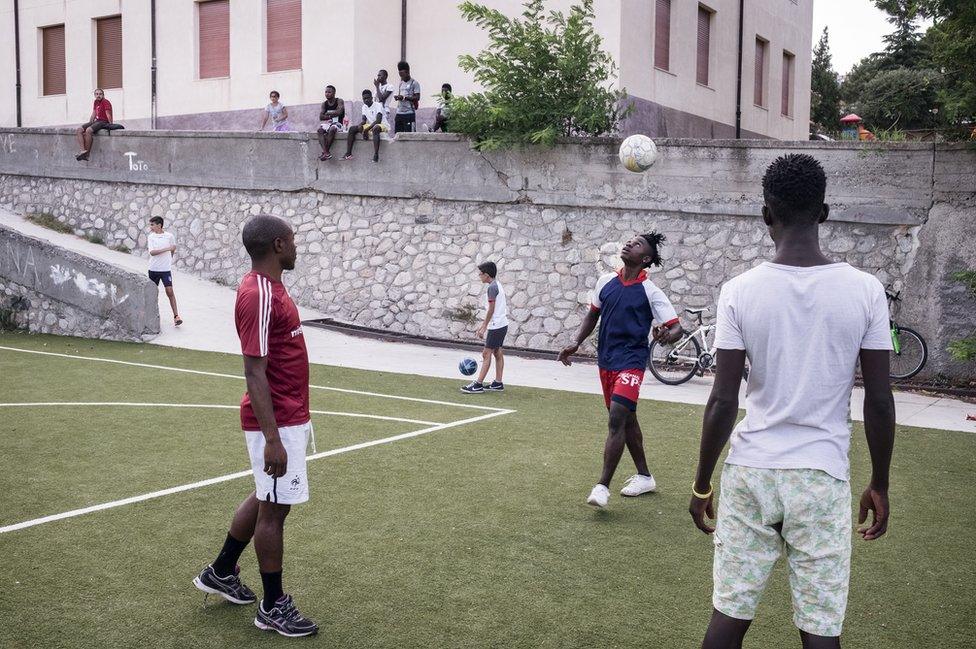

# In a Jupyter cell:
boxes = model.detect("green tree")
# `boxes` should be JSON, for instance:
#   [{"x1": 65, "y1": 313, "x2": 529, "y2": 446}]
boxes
[
  {"x1": 919, "y1": 0, "x2": 976, "y2": 122},
  {"x1": 856, "y1": 67, "x2": 942, "y2": 130},
  {"x1": 449, "y1": 0, "x2": 627, "y2": 150},
  {"x1": 810, "y1": 28, "x2": 841, "y2": 133},
  {"x1": 874, "y1": 0, "x2": 928, "y2": 69},
  {"x1": 841, "y1": 54, "x2": 887, "y2": 111}
]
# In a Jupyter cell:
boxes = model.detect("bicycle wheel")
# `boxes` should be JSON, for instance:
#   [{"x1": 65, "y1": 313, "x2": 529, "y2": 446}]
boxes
[
  {"x1": 889, "y1": 325, "x2": 927, "y2": 380},
  {"x1": 649, "y1": 335, "x2": 702, "y2": 385}
]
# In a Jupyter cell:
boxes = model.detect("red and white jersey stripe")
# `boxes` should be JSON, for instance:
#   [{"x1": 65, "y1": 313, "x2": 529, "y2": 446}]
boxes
[{"x1": 235, "y1": 271, "x2": 310, "y2": 429}]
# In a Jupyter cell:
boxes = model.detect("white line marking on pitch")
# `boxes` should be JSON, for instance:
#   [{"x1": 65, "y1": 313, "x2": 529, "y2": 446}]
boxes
[
  {"x1": 0, "y1": 408, "x2": 514, "y2": 535},
  {"x1": 0, "y1": 346, "x2": 505, "y2": 413},
  {"x1": 0, "y1": 402, "x2": 440, "y2": 426}
]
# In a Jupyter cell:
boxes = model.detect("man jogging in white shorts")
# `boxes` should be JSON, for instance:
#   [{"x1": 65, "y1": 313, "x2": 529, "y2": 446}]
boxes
[
  {"x1": 193, "y1": 214, "x2": 318, "y2": 638},
  {"x1": 689, "y1": 154, "x2": 896, "y2": 648}
]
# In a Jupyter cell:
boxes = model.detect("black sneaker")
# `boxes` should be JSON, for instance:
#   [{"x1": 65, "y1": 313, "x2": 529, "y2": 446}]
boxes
[
  {"x1": 193, "y1": 564, "x2": 256, "y2": 605},
  {"x1": 460, "y1": 381, "x2": 484, "y2": 394},
  {"x1": 486, "y1": 381, "x2": 505, "y2": 391},
  {"x1": 254, "y1": 594, "x2": 319, "y2": 637}
]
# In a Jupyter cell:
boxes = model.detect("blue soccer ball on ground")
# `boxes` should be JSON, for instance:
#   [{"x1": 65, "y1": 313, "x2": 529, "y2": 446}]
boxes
[{"x1": 459, "y1": 357, "x2": 478, "y2": 376}]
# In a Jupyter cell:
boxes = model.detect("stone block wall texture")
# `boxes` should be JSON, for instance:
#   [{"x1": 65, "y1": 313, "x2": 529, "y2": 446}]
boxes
[
  {"x1": 0, "y1": 130, "x2": 973, "y2": 379},
  {"x1": 0, "y1": 225, "x2": 160, "y2": 341}
]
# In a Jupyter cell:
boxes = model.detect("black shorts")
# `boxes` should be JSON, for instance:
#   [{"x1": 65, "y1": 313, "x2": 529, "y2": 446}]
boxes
[
  {"x1": 148, "y1": 270, "x2": 173, "y2": 287},
  {"x1": 485, "y1": 326, "x2": 508, "y2": 350},
  {"x1": 394, "y1": 113, "x2": 416, "y2": 133},
  {"x1": 81, "y1": 120, "x2": 110, "y2": 134}
]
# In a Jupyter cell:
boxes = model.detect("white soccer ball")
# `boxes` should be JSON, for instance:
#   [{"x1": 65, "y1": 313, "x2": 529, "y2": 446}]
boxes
[{"x1": 618, "y1": 134, "x2": 658, "y2": 173}]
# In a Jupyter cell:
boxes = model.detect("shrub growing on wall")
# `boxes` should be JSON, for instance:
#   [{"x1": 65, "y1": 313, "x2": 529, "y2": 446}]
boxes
[
  {"x1": 948, "y1": 270, "x2": 976, "y2": 362},
  {"x1": 450, "y1": 0, "x2": 628, "y2": 150}
]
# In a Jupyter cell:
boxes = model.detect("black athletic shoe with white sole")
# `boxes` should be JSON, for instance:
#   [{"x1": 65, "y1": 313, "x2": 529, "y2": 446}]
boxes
[
  {"x1": 254, "y1": 595, "x2": 319, "y2": 637},
  {"x1": 486, "y1": 381, "x2": 504, "y2": 391},
  {"x1": 460, "y1": 381, "x2": 484, "y2": 394},
  {"x1": 193, "y1": 564, "x2": 257, "y2": 605}
]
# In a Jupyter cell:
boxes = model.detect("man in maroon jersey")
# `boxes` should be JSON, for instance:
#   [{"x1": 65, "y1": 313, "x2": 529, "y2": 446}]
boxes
[
  {"x1": 75, "y1": 88, "x2": 113, "y2": 161},
  {"x1": 193, "y1": 214, "x2": 318, "y2": 638}
]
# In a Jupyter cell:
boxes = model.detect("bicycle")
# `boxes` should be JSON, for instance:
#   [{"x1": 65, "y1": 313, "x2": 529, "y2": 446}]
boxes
[
  {"x1": 648, "y1": 307, "x2": 732, "y2": 386},
  {"x1": 886, "y1": 289, "x2": 927, "y2": 380}
]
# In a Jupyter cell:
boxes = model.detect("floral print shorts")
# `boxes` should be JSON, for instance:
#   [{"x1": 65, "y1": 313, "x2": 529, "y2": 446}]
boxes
[{"x1": 712, "y1": 464, "x2": 852, "y2": 637}]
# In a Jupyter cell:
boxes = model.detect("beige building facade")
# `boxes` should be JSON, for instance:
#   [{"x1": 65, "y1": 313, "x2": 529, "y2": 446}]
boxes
[{"x1": 1, "y1": 0, "x2": 813, "y2": 139}]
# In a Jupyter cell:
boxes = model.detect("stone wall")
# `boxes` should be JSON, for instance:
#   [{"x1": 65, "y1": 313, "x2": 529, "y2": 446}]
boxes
[
  {"x1": 0, "y1": 224, "x2": 159, "y2": 341},
  {"x1": 0, "y1": 130, "x2": 973, "y2": 379},
  {"x1": 0, "y1": 175, "x2": 922, "y2": 353}
]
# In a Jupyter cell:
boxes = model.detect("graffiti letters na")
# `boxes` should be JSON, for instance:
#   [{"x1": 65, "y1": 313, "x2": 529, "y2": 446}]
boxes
[
  {"x1": 6, "y1": 242, "x2": 40, "y2": 284},
  {"x1": 0, "y1": 133, "x2": 15, "y2": 154}
]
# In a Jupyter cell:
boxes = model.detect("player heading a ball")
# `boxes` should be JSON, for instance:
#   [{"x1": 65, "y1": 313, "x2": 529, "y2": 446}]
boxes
[{"x1": 619, "y1": 134, "x2": 658, "y2": 173}]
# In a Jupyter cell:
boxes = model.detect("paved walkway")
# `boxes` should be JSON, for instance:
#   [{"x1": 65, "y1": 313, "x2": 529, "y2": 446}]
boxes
[{"x1": 3, "y1": 206, "x2": 974, "y2": 434}]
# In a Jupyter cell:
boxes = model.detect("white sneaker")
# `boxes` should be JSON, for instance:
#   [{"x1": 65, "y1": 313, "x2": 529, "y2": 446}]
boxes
[
  {"x1": 620, "y1": 474, "x2": 657, "y2": 496},
  {"x1": 586, "y1": 484, "x2": 610, "y2": 508}
]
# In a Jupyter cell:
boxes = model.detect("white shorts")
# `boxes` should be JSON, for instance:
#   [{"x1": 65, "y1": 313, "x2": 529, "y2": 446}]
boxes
[{"x1": 244, "y1": 421, "x2": 312, "y2": 505}]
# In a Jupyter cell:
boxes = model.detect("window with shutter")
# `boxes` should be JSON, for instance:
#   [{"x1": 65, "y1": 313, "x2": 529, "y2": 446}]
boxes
[
  {"x1": 754, "y1": 37, "x2": 767, "y2": 107},
  {"x1": 654, "y1": 0, "x2": 670, "y2": 71},
  {"x1": 781, "y1": 51, "x2": 794, "y2": 116},
  {"x1": 696, "y1": 7, "x2": 711, "y2": 86},
  {"x1": 42, "y1": 25, "x2": 66, "y2": 96},
  {"x1": 266, "y1": 0, "x2": 302, "y2": 72},
  {"x1": 199, "y1": 0, "x2": 230, "y2": 79},
  {"x1": 96, "y1": 16, "x2": 123, "y2": 89}
]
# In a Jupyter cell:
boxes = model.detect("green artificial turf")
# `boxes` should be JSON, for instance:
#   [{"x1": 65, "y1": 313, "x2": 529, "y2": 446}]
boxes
[{"x1": 0, "y1": 332, "x2": 973, "y2": 648}]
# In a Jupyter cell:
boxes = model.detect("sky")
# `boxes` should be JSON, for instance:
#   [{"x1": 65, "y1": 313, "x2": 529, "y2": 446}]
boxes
[{"x1": 812, "y1": 0, "x2": 933, "y2": 75}]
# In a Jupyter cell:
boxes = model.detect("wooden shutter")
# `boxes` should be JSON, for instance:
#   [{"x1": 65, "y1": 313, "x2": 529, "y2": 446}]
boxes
[
  {"x1": 199, "y1": 0, "x2": 230, "y2": 79},
  {"x1": 696, "y1": 7, "x2": 710, "y2": 86},
  {"x1": 654, "y1": 0, "x2": 670, "y2": 71},
  {"x1": 753, "y1": 38, "x2": 765, "y2": 107},
  {"x1": 42, "y1": 25, "x2": 66, "y2": 96},
  {"x1": 781, "y1": 52, "x2": 794, "y2": 116},
  {"x1": 96, "y1": 16, "x2": 123, "y2": 89},
  {"x1": 266, "y1": 0, "x2": 302, "y2": 72}
]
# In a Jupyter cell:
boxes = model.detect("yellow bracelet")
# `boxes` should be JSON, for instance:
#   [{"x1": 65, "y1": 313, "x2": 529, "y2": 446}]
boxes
[{"x1": 692, "y1": 482, "x2": 713, "y2": 499}]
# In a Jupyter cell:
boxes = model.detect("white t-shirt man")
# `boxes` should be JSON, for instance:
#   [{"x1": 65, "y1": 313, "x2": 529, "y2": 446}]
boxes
[
  {"x1": 361, "y1": 101, "x2": 389, "y2": 129},
  {"x1": 485, "y1": 280, "x2": 508, "y2": 330},
  {"x1": 713, "y1": 262, "x2": 893, "y2": 481},
  {"x1": 377, "y1": 82, "x2": 394, "y2": 109},
  {"x1": 147, "y1": 231, "x2": 176, "y2": 272}
]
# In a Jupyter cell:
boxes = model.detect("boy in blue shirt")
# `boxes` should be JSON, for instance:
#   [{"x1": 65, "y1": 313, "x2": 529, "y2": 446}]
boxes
[{"x1": 558, "y1": 233, "x2": 682, "y2": 508}]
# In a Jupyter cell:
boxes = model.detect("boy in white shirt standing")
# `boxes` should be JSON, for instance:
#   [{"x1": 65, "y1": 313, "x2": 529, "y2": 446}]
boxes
[
  {"x1": 462, "y1": 261, "x2": 508, "y2": 394},
  {"x1": 689, "y1": 154, "x2": 896, "y2": 648},
  {"x1": 147, "y1": 216, "x2": 182, "y2": 326}
]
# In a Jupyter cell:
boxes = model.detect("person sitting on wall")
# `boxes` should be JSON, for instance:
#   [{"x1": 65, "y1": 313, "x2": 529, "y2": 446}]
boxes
[
  {"x1": 75, "y1": 88, "x2": 113, "y2": 162},
  {"x1": 343, "y1": 89, "x2": 389, "y2": 163},
  {"x1": 425, "y1": 83, "x2": 452, "y2": 132},
  {"x1": 317, "y1": 85, "x2": 345, "y2": 161},
  {"x1": 392, "y1": 61, "x2": 421, "y2": 136}
]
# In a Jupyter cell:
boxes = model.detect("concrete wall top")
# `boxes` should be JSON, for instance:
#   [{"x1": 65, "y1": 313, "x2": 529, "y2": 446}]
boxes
[
  {"x1": 0, "y1": 223, "x2": 159, "y2": 337},
  {"x1": 0, "y1": 128, "x2": 961, "y2": 225}
]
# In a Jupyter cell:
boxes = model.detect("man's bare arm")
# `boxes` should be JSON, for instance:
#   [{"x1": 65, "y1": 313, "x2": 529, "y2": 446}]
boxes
[
  {"x1": 690, "y1": 348, "x2": 746, "y2": 533},
  {"x1": 557, "y1": 309, "x2": 599, "y2": 365},
  {"x1": 857, "y1": 348, "x2": 896, "y2": 540},
  {"x1": 243, "y1": 355, "x2": 287, "y2": 478}
]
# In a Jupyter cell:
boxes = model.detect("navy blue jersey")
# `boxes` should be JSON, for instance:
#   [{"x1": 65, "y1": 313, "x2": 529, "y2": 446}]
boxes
[{"x1": 591, "y1": 270, "x2": 679, "y2": 370}]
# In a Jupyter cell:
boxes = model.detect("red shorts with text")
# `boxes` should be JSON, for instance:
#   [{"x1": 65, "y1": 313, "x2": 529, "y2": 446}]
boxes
[{"x1": 599, "y1": 368, "x2": 645, "y2": 411}]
